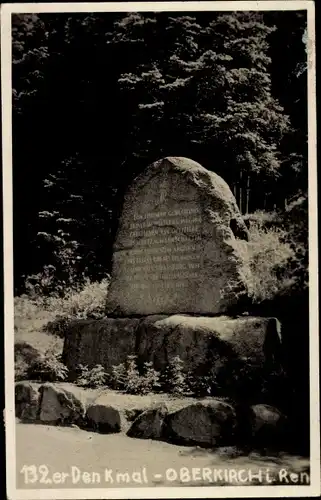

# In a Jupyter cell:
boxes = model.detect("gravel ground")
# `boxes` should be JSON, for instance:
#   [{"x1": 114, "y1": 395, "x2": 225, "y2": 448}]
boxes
[{"x1": 16, "y1": 422, "x2": 310, "y2": 489}]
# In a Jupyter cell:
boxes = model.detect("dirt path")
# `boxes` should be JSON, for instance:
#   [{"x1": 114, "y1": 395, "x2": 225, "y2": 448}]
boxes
[{"x1": 16, "y1": 423, "x2": 310, "y2": 489}]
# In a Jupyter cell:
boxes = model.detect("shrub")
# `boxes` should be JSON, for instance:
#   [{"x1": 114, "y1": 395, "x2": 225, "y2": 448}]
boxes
[
  {"x1": 44, "y1": 316, "x2": 72, "y2": 338},
  {"x1": 125, "y1": 355, "x2": 144, "y2": 395},
  {"x1": 40, "y1": 278, "x2": 109, "y2": 338},
  {"x1": 15, "y1": 358, "x2": 29, "y2": 381},
  {"x1": 111, "y1": 356, "x2": 161, "y2": 395},
  {"x1": 75, "y1": 364, "x2": 108, "y2": 388},
  {"x1": 240, "y1": 201, "x2": 308, "y2": 305},
  {"x1": 236, "y1": 220, "x2": 296, "y2": 304},
  {"x1": 187, "y1": 353, "x2": 226, "y2": 397},
  {"x1": 27, "y1": 350, "x2": 68, "y2": 382},
  {"x1": 139, "y1": 361, "x2": 161, "y2": 394},
  {"x1": 184, "y1": 354, "x2": 287, "y2": 404},
  {"x1": 281, "y1": 194, "x2": 308, "y2": 293},
  {"x1": 111, "y1": 362, "x2": 127, "y2": 391},
  {"x1": 207, "y1": 357, "x2": 288, "y2": 406},
  {"x1": 44, "y1": 278, "x2": 109, "y2": 320},
  {"x1": 213, "y1": 358, "x2": 264, "y2": 401},
  {"x1": 161, "y1": 356, "x2": 190, "y2": 396},
  {"x1": 14, "y1": 294, "x2": 40, "y2": 319},
  {"x1": 108, "y1": 354, "x2": 286, "y2": 403},
  {"x1": 188, "y1": 373, "x2": 213, "y2": 397},
  {"x1": 243, "y1": 210, "x2": 282, "y2": 229},
  {"x1": 24, "y1": 265, "x2": 61, "y2": 299}
]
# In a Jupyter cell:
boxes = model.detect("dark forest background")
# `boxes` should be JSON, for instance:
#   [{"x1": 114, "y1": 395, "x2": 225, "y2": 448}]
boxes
[{"x1": 12, "y1": 10, "x2": 308, "y2": 295}]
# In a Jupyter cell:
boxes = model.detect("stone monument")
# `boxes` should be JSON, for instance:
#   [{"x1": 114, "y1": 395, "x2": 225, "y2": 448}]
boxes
[
  {"x1": 63, "y1": 157, "x2": 282, "y2": 379},
  {"x1": 106, "y1": 156, "x2": 249, "y2": 316}
]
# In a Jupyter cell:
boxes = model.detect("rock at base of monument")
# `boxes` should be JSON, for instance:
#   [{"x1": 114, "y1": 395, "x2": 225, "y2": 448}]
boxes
[
  {"x1": 124, "y1": 408, "x2": 146, "y2": 422},
  {"x1": 248, "y1": 404, "x2": 287, "y2": 449},
  {"x1": 86, "y1": 399, "x2": 121, "y2": 434},
  {"x1": 15, "y1": 381, "x2": 40, "y2": 421},
  {"x1": 163, "y1": 400, "x2": 237, "y2": 448},
  {"x1": 106, "y1": 157, "x2": 250, "y2": 317},
  {"x1": 39, "y1": 383, "x2": 86, "y2": 426},
  {"x1": 127, "y1": 404, "x2": 168, "y2": 440},
  {"x1": 63, "y1": 314, "x2": 282, "y2": 379},
  {"x1": 136, "y1": 315, "x2": 282, "y2": 373},
  {"x1": 62, "y1": 317, "x2": 139, "y2": 380}
]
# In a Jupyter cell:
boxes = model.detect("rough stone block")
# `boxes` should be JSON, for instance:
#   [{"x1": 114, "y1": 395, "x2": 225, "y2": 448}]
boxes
[
  {"x1": 163, "y1": 400, "x2": 237, "y2": 447},
  {"x1": 106, "y1": 157, "x2": 249, "y2": 316},
  {"x1": 63, "y1": 315, "x2": 282, "y2": 377}
]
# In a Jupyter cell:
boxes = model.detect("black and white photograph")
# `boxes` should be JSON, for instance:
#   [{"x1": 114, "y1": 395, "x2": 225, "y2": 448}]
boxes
[{"x1": 2, "y1": 1, "x2": 319, "y2": 498}]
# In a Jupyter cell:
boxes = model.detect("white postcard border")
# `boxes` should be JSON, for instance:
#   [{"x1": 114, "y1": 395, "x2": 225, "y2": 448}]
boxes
[{"x1": 1, "y1": 2, "x2": 319, "y2": 499}]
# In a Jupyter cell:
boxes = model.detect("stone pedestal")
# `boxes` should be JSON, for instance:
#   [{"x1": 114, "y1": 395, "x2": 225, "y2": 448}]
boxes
[{"x1": 62, "y1": 315, "x2": 282, "y2": 379}]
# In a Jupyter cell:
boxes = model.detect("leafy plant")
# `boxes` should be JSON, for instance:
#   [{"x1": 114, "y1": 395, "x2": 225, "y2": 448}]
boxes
[
  {"x1": 111, "y1": 362, "x2": 127, "y2": 391},
  {"x1": 75, "y1": 364, "x2": 108, "y2": 388},
  {"x1": 123, "y1": 355, "x2": 142, "y2": 395},
  {"x1": 111, "y1": 356, "x2": 161, "y2": 394},
  {"x1": 188, "y1": 373, "x2": 213, "y2": 397},
  {"x1": 27, "y1": 350, "x2": 68, "y2": 382},
  {"x1": 140, "y1": 361, "x2": 161, "y2": 394},
  {"x1": 15, "y1": 358, "x2": 28, "y2": 381},
  {"x1": 161, "y1": 356, "x2": 190, "y2": 396},
  {"x1": 44, "y1": 278, "x2": 109, "y2": 319},
  {"x1": 234, "y1": 220, "x2": 296, "y2": 304}
]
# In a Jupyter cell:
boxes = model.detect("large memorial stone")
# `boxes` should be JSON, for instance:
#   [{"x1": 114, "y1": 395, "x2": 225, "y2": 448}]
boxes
[{"x1": 106, "y1": 157, "x2": 249, "y2": 316}]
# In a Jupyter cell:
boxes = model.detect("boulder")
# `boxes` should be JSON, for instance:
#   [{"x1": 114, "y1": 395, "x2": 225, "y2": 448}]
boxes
[
  {"x1": 163, "y1": 399, "x2": 237, "y2": 447},
  {"x1": 124, "y1": 408, "x2": 145, "y2": 422},
  {"x1": 127, "y1": 404, "x2": 168, "y2": 440},
  {"x1": 15, "y1": 382, "x2": 40, "y2": 421},
  {"x1": 15, "y1": 342, "x2": 42, "y2": 381},
  {"x1": 15, "y1": 341, "x2": 42, "y2": 365},
  {"x1": 86, "y1": 398, "x2": 121, "y2": 434},
  {"x1": 136, "y1": 315, "x2": 282, "y2": 373},
  {"x1": 39, "y1": 383, "x2": 86, "y2": 426},
  {"x1": 106, "y1": 156, "x2": 249, "y2": 316},
  {"x1": 249, "y1": 404, "x2": 286, "y2": 448}
]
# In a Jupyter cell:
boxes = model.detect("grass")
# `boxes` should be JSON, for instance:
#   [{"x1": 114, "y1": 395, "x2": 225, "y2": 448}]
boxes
[
  {"x1": 14, "y1": 295, "x2": 62, "y2": 355},
  {"x1": 14, "y1": 279, "x2": 108, "y2": 350},
  {"x1": 14, "y1": 295, "x2": 63, "y2": 380},
  {"x1": 14, "y1": 280, "x2": 109, "y2": 380}
]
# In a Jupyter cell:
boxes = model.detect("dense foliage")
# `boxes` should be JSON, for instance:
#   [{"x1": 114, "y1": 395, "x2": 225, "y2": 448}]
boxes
[{"x1": 12, "y1": 10, "x2": 307, "y2": 294}]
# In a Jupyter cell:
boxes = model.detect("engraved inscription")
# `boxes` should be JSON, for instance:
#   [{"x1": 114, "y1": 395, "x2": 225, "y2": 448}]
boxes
[{"x1": 116, "y1": 206, "x2": 203, "y2": 301}]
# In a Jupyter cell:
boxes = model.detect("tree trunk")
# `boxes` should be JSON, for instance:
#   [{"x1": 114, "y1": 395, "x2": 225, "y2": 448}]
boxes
[
  {"x1": 245, "y1": 173, "x2": 250, "y2": 214},
  {"x1": 239, "y1": 169, "x2": 243, "y2": 214}
]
